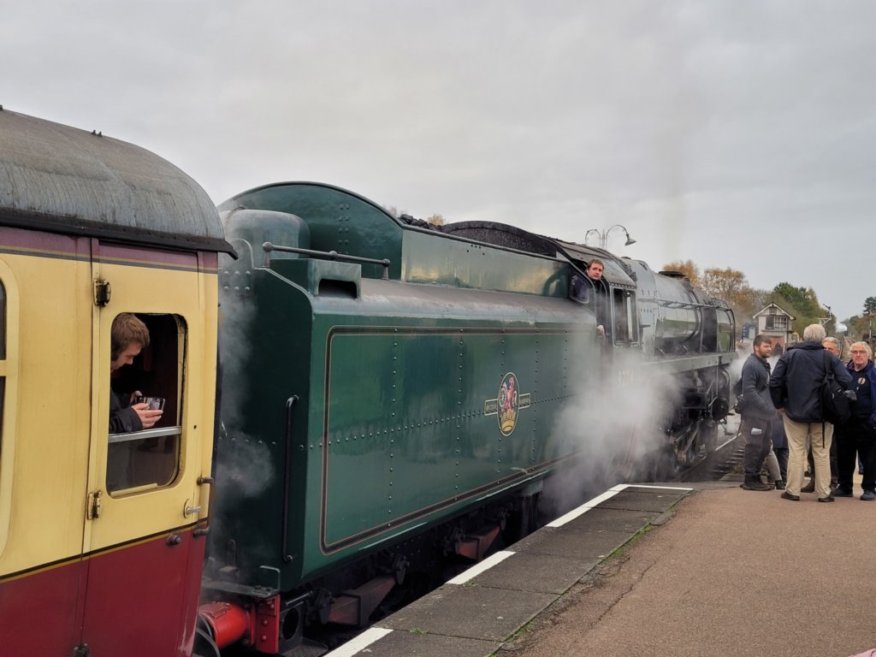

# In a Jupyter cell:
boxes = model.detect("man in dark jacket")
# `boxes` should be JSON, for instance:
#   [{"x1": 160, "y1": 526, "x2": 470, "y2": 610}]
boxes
[
  {"x1": 739, "y1": 334, "x2": 776, "y2": 491},
  {"x1": 769, "y1": 324, "x2": 852, "y2": 502},
  {"x1": 109, "y1": 313, "x2": 163, "y2": 432},
  {"x1": 834, "y1": 341, "x2": 876, "y2": 500}
]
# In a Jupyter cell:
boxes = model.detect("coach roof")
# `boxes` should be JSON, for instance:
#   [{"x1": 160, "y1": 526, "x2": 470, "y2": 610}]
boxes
[{"x1": 0, "y1": 108, "x2": 231, "y2": 254}]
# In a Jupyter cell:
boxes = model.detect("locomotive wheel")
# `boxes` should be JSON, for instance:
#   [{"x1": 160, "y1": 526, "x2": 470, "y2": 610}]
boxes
[{"x1": 193, "y1": 622, "x2": 220, "y2": 657}]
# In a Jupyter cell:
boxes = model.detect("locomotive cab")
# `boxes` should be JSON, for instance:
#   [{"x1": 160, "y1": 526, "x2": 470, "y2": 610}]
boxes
[{"x1": 563, "y1": 245, "x2": 639, "y2": 349}]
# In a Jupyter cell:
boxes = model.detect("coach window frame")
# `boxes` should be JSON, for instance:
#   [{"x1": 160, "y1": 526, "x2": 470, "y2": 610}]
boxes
[
  {"x1": 0, "y1": 267, "x2": 18, "y2": 558},
  {"x1": 106, "y1": 312, "x2": 187, "y2": 496}
]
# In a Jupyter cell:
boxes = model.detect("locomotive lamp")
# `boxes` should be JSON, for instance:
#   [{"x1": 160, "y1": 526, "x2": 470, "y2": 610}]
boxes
[{"x1": 584, "y1": 224, "x2": 637, "y2": 249}]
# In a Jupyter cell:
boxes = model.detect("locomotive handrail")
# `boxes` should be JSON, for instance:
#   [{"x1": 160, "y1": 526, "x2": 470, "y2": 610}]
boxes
[
  {"x1": 281, "y1": 395, "x2": 300, "y2": 564},
  {"x1": 108, "y1": 425, "x2": 182, "y2": 444},
  {"x1": 262, "y1": 242, "x2": 391, "y2": 279},
  {"x1": 650, "y1": 299, "x2": 714, "y2": 310}
]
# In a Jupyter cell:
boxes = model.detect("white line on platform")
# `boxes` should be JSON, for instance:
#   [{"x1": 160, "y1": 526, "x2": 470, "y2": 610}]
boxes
[
  {"x1": 447, "y1": 550, "x2": 516, "y2": 585},
  {"x1": 323, "y1": 627, "x2": 393, "y2": 657},
  {"x1": 619, "y1": 484, "x2": 694, "y2": 491},
  {"x1": 548, "y1": 483, "x2": 694, "y2": 528},
  {"x1": 546, "y1": 489, "x2": 621, "y2": 527}
]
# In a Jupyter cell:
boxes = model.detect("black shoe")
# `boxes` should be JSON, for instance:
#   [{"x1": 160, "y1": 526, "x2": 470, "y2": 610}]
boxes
[
  {"x1": 741, "y1": 480, "x2": 773, "y2": 491},
  {"x1": 818, "y1": 496, "x2": 835, "y2": 503},
  {"x1": 775, "y1": 480, "x2": 785, "y2": 490},
  {"x1": 781, "y1": 491, "x2": 800, "y2": 501},
  {"x1": 801, "y1": 480, "x2": 816, "y2": 493},
  {"x1": 861, "y1": 490, "x2": 876, "y2": 501},
  {"x1": 833, "y1": 488, "x2": 853, "y2": 498}
]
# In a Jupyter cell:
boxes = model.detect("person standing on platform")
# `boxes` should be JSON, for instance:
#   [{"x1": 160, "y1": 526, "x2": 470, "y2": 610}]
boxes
[
  {"x1": 739, "y1": 334, "x2": 776, "y2": 491},
  {"x1": 833, "y1": 342, "x2": 876, "y2": 500},
  {"x1": 770, "y1": 324, "x2": 852, "y2": 502},
  {"x1": 802, "y1": 336, "x2": 846, "y2": 492},
  {"x1": 770, "y1": 409, "x2": 789, "y2": 487}
]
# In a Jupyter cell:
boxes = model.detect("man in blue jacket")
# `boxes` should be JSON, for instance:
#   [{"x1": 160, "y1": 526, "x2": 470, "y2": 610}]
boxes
[
  {"x1": 739, "y1": 334, "x2": 776, "y2": 491},
  {"x1": 769, "y1": 324, "x2": 852, "y2": 502},
  {"x1": 833, "y1": 341, "x2": 876, "y2": 500}
]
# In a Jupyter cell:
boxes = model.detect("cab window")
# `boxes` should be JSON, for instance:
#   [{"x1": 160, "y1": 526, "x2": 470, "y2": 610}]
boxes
[
  {"x1": 107, "y1": 313, "x2": 186, "y2": 495},
  {"x1": 612, "y1": 288, "x2": 636, "y2": 345}
]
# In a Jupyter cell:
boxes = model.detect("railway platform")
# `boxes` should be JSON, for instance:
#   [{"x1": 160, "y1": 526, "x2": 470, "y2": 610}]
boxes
[{"x1": 326, "y1": 472, "x2": 876, "y2": 657}]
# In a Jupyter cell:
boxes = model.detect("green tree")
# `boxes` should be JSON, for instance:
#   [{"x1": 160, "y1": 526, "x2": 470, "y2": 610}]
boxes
[{"x1": 770, "y1": 283, "x2": 830, "y2": 334}]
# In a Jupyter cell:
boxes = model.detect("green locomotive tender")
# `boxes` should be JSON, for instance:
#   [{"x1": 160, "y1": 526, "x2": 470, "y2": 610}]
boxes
[{"x1": 199, "y1": 182, "x2": 734, "y2": 655}]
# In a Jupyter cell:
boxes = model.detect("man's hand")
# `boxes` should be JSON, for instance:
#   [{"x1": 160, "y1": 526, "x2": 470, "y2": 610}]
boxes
[{"x1": 132, "y1": 403, "x2": 163, "y2": 429}]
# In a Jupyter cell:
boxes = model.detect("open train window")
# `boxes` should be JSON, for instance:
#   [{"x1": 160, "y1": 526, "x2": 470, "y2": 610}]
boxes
[
  {"x1": 107, "y1": 313, "x2": 186, "y2": 495},
  {"x1": 612, "y1": 288, "x2": 636, "y2": 345}
]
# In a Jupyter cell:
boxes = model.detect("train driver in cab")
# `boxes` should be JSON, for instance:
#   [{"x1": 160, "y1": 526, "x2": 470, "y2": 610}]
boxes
[
  {"x1": 110, "y1": 313, "x2": 163, "y2": 432},
  {"x1": 570, "y1": 259, "x2": 607, "y2": 337},
  {"x1": 570, "y1": 258, "x2": 605, "y2": 302},
  {"x1": 584, "y1": 259, "x2": 604, "y2": 282}
]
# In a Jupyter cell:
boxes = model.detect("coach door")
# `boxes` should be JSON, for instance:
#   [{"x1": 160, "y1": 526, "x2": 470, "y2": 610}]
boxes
[{"x1": 81, "y1": 244, "x2": 210, "y2": 656}]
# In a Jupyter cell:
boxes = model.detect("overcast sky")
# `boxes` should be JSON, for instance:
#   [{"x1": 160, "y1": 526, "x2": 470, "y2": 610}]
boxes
[{"x1": 3, "y1": 1, "x2": 874, "y2": 321}]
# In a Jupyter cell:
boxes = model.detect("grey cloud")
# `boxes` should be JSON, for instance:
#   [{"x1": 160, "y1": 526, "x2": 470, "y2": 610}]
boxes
[{"x1": 3, "y1": 0, "x2": 876, "y2": 319}]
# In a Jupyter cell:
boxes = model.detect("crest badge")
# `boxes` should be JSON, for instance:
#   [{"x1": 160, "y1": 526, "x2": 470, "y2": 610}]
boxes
[{"x1": 483, "y1": 372, "x2": 532, "y2": 436}]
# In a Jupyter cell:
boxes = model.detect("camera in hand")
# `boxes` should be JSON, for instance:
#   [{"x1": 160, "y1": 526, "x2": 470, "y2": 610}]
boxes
[{"x1": 136, "y1": 396, "x2": 165, "y2": 411}]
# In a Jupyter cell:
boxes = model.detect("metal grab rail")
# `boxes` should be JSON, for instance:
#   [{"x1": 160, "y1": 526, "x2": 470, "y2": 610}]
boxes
[
  {"x1": 262, "y1": 242, "x2": 391, "y2": 279},
  {"x1": 281, "y1": 395, "x2": 299, "y2": 563},
  {"x1": 108, "y1": 425, "x2": 182, "y2": 444}
]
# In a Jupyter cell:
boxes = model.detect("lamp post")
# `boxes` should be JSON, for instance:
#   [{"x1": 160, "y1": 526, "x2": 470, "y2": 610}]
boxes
[
  {"x1": 583, "y1": 224, "x2": 637, "y2": 249},
  {"x1": 818, "y1": 305, "x2": 832, "y2": 327}
]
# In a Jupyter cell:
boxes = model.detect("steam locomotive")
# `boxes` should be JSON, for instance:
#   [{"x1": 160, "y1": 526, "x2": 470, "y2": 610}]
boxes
[{"x1": 0, "y1": 110, "x2": 734, "y2": 657}]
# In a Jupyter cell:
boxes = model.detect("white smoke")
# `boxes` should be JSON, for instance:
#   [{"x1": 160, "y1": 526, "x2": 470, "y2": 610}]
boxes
[
  {"x1": 212, "y1": 285, "x2": 274, "y2": 506},
  {"x1": 541, "y1": 347, "x2": 685, "y2": 515},
  {"x1": 214, "y1": 430, "x2": 275, "y2": 498},
  {"x1": 218, "y1": 283, "x2": 255, "y2": 430}
]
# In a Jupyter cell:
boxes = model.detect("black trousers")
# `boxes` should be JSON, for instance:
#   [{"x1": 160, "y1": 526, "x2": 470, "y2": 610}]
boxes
[
  {"x1": 836, "y1": 418, "x2": 876, "y2": 492},
  {"x1": 741, "y1": 416, "x2": 772, "y2": 478}
]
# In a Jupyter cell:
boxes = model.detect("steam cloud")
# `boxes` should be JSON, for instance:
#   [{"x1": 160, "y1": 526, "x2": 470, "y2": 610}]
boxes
[{"x1": 541, "y1": 347, "x2": 686, "y2": 515}]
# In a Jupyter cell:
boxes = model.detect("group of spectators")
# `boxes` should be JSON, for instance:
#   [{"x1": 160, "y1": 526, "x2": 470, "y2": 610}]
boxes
[{"x1": 738, "y1": 323, "x2": 876, "y2": 502}]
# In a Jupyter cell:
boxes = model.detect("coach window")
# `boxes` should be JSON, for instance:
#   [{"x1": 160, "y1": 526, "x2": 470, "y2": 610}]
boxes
[{"x1": 107, "y1": 313, "x2": 186, "y2": 495}]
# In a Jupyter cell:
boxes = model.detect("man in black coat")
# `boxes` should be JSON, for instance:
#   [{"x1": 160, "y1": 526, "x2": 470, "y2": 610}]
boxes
[
  {"x1": 109, "y1": 313, "x2": 163, "y2": 432},
  {"x1": 739, "y1": 334, "x2": 776, "y2": 491},
  {"x1": 769, "y1": 324, "x2": 851, "y2": 502}
]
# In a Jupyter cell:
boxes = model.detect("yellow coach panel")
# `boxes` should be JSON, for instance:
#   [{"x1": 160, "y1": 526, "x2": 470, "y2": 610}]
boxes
[{"x1": 0, "y1": 248, "x2": 92, "y2": 574}]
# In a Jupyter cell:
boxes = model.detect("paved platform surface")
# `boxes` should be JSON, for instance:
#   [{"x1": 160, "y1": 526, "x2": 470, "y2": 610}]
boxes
[{"x1": 326, "y1": 478, "x2": 876, "y2": 657}]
